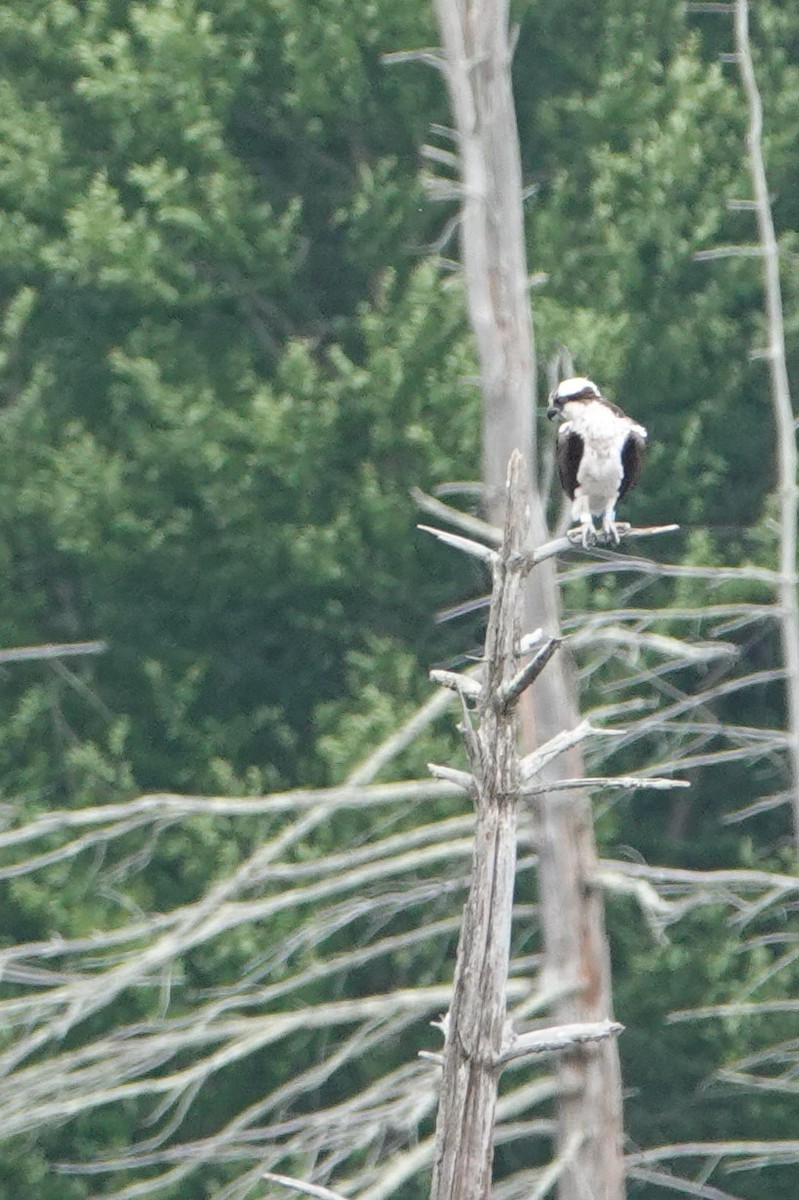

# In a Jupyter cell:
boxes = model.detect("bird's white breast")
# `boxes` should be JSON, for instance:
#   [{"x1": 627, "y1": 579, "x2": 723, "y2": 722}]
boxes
[{"x1": 563, "y1": 400, "x2": 631, "y2": 507}]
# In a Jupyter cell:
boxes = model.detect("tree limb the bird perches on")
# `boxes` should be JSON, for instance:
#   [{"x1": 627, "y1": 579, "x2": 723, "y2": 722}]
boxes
[{"x1": 419, "y1": 517, "x2": 679, "y2": 570}]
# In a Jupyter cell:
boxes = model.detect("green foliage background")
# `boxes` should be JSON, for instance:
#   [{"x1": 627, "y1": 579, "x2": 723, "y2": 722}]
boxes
[{"x1": 0, "y1": 1, "x2": 797, "y2": 1197}]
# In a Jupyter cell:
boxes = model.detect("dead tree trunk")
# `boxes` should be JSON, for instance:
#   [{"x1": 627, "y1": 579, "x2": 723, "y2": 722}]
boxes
[
  {"x1": 430, "y1": 2, "x2": 626, "y2": 1196},
  {"x1": 428, "y1": 452, "x2": 527, "y2": 1200},
  {"x1": 733, "y1": 0, "x2": 799, "y2": 850},
  {"x1": 427, "y1": 455, "x2": 623, "y2": 1200}
]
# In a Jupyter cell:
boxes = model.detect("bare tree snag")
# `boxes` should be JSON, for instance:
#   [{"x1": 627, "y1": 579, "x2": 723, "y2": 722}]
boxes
[
  {"x1": 430, "y1": 2, "x2": 626, "y2": 1196},
  {"x1": 426, "y1": 457, "x2": 631, "y2": 1200},
  {"x1": 430, "y1": 0, "x2": 535, "y2": 506},
  {"x1": 733, "y1": 0, "x2": 799, "y2": 850},
  {"x1": 429, "y1": 451, "x2": 529, "y2": 1200}
]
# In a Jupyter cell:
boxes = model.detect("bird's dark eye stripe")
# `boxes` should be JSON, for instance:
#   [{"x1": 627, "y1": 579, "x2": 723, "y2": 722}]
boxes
[{"x1": 555, "y1": 387, "x2": 597, "y2": 403}]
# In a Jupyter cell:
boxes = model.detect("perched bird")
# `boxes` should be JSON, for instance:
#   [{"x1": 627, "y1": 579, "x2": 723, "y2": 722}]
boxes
[{"x1": 546, "y1": 376, "x2": 647, "y2": 547}]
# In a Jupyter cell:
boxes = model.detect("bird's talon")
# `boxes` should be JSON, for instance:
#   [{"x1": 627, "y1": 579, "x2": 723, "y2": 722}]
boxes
[
  {"x1": 578, "y1": 523, "x2": 597, "y2": 550},
  {"x1": 567, "y1": 525, "x2": 594, "y2": 549}
]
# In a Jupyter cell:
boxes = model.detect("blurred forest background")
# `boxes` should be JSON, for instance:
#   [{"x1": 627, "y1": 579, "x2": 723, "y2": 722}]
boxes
[{"x1": 0, "y1": 1, "x2": 798, "y2": 1198}]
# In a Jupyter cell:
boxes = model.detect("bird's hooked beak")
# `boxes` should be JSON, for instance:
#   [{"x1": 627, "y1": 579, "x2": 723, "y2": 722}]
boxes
[{"x1": 546, "y1": 397, "x2": 561, "y2": 421}]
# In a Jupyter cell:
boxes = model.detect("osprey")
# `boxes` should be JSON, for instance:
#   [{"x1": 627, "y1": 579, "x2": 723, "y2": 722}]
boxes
[{"x1": 546, "y1": 376, "x2": 647, "y2": 547}]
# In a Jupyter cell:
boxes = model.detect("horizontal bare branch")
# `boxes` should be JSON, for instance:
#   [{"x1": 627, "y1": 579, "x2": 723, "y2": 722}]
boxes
[
  {"x1": 427, "y1": 763, "x2": 475, "y2": 794},
  {"x1": 524, "y1": 775, "x2": 689, "y2": 796},
  {"x1": 627, "y1": 1166, "x2": 744, "y2": 1200},
  {"x1": 524, "y1": 524, "x2": 679, "y2": 570},
  {"x1": 496, "y1": 1019, "x2": 623, "y2": 1066},
  {"x1": 262, "y1": 1172, "x2": 350, "y2": 1200},
  {"x1": 562, "y1": 559, "x2": 780, "y2": 586},
  {"x1": 421, "y1": 144, "x2": 459, "y2": 169},
  {"x1": 627, "y1": 1140, "x2": 799, "y2": 1166},
  {"x1": 0, "y1": 640, "x2": 107, "y2": 663},
  {"x1": 417, "y1": 523, "x2": 497, "y2": 564},
  {"x1": 382, "y1": 47, "x2": 446, "y2": 71},
  {"x1": 0, "y1": 780, "x2": 463, "y2": 854},
  {"x1": 601, "y1": 861, "x2": 799, "y2": 894},
  {"x1": 669, "y1": 1000, "x2": 799, "y2": 1023},
  {"x1": 694, "y1": 244, "x2": 763, "y2": 260},
  {"x1": 412, "y1": 488, "x2": 502, "y2": 545},
  {"x1": 570, "y1": 626, "x2": 736, "y2": 663},
  {"x1": 429, "y1": 669, "x2": 482, "y2": 699}
]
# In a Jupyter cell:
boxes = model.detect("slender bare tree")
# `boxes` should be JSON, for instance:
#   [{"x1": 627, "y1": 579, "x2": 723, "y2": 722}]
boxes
[
  {"x1": 428, "y1": 2, "x2": 625, "y2": 1195},
  {"x1": 733, "y1": 0, "x2": 799, "y2": 847}
]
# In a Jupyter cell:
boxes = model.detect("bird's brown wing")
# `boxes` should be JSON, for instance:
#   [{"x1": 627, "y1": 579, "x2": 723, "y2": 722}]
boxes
[
  {"x1": 618, "y1": 429, "x2": 646, "y2": 501},
  {"x1": 556, "y1": 427, "x2": 584, "y2": 500}
]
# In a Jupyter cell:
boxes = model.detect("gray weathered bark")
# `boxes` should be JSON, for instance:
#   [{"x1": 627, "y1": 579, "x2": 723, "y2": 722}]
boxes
[
  {"x1": 427, "y1": 456, "x2": 625, "y2": 1200},
  {"x1": 733, "y1": 0, "x2": 799, "y2": 850},
  {"x1": 429, "y1": 452, "x2": 526, "y2": 1200},
  {"x1": 430, "y1": 2, "x2": 626, "y2": 1196}
]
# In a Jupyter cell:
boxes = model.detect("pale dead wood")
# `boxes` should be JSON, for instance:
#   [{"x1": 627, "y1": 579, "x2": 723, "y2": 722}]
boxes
[
  {"x1": 524, "y1": 776, "x2": 689, "y2": 796},
  {"x1": 350, "y1": 1079, "x2": 560, "y2": 1200},
  {"x1": 427, "y1": 763, "x2": 475, "y2": 794},
  {"x1": 626, "y1": 1167, "x2": 744, "y2": 1200},
  {"x1": 0, "y1": 639, "x2": 107, "y2": 663},
  {"x1": 526, "y1": 1132, "x2": 584, "y2": 1200},
  {"x1": 693, "y1": 244, "x2": 763, "y2": 260},
  {"x1": 429, "y1": 670, "x2": 483, "y2": 699},
  {"x1": 417, "y1": 523, "x2": 498, "y2": 564},
  {"x1": 382, "y1": 47, "x2": 447, "y2": 71},
  {"x1": 627, "y1": 1140, "x2": 799, "y2": 1167},
  {"x1": 419, "y1": 25, "x2": 675, "y2": 1198},
  {"x1": 0, "y1": 779, "x2": 462, "y2": 854},
  {"x1": 599, "y1": 861, "x2": 799, "y2": 894},
  {"x1": 733, "y1": 0, "x2": 799, "y2": 849},
  {"x1": 429, "y1": 451, "x2": 529, "y2": 1200},
  {"x1": 412, "y1": 487, "x2": 503, "y2": 546},
  {"x1": 668, "y1": 999, "x2": 799, "y2": 1023},
  {"x1": 496, "y1": 1019, "x2": 623, "y2": 1066},
  {"x1": 345, "y1": 685, "x2": 462, "y2": 785},
  {"x1": 422, "y1": 460, "x2": 696, "y2": 1200},
  {"x1": 524, "y1": 525, "x2": 678, "y2": 568},
  {"x1": 262, "y1": 1172, "x2": 350, "y2": 1200},
  {"x1": 498, "y1": 638, "x2": 561, "y2": 710},
  {"x1": 519, "y1": 720, "x2": 625, "y2": 783},
  {"x1": 563, "y1": 558, "x2": 780, "y2": 585}
]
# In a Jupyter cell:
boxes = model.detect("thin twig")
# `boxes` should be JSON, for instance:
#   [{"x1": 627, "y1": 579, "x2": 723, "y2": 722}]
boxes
[
  {"x1": 412, "y1": 487, "x2": 502, "y2": 546},
  {"x1": 262, "y1": 1172, "x2": 350, "y2": 1200},
  {"x1": 522, "y1": 775, "x2": 689, "y2": 796},
  {"x1": 418, "y1": 523, "x2": 498, "y2": 564},
  {"x1": 626, "y1": 1166, "x2": 744, "y2": 1200},
  {"x1": 0, "y1": 640, "x2": 107, "y2": 663}
]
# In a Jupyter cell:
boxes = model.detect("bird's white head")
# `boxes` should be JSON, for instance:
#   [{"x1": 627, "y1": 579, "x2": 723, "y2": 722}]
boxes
[{"x1": 546, "y1": 377, "x2": 601, "y2": 420}]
